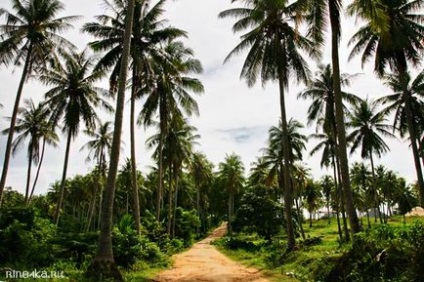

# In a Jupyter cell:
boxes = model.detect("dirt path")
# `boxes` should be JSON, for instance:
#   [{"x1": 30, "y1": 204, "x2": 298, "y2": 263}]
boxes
[{"x1": 154, "y1": 223, "x2": 270, "y2": 282}]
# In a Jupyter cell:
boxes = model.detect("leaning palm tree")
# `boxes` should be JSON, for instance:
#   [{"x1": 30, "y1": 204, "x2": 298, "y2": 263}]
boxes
[
  {"x1": 138, "y1": 40, "x2": 204, "y2": 221},
  {"x1": 220, "y1": 0, "x2": 317, "y2": 250},
  {"x1": 2, "y1": 99, "x2": 58, "y2": 204},
  {"x1": 80, "y1": 121, "x2": 114, "y2": 232},
  {"x1": 83, "y1": 0, "x2": 186, "y2": 234},
  {"x1": 348, "y1": 0, "x2": 424, "y2": 206},
  {"x1": 217, "y1": 153, "x2": 245, "y2": 237},
  {"x1": 40, "y1": 51, "x2": 111, "y2": 226},
  {"x1": 86, "y1": 0, "x2": 134, "y2": 278},
  {"x1": 0, "y1": 0, "x2": 77, "y2": 200}
]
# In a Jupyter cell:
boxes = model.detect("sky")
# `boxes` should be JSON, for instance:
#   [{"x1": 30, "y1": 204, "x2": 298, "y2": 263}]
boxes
[{"x1": 0, "y1": 0, "x2": 418, "y2": 196}]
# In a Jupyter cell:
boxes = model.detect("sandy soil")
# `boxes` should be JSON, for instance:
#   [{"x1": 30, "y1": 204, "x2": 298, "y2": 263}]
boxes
[{"x1": 154, "y1": 223, "x2": 270, "y2": 282}]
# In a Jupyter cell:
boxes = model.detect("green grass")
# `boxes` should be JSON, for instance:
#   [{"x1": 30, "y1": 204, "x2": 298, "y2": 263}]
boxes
[{"x1": 215, "y1": 216, "x2": 424, "y2": 282}]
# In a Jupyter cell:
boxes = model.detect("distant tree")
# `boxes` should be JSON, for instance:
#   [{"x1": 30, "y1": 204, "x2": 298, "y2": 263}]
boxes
[
  {"x1": 2, "y1": 99, "x2": 58, "y2": 204},
  {"x1": 217, "y1": 154, "x2": 245, "y2": 237}
]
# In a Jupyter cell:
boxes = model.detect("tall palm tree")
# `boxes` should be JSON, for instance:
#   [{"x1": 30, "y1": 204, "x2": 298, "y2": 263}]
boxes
[
  {"x1": 2, "y1": 99, "x2": 58, "y2": 203},
  {"x1": 40, "y1": 51, "x2": 111, "y2": 226},
  {"x1": 138, "y1": 40, "x2": 204, "y2": 221},
  {"x1": 347, "y1": 97, "x2": 395, "y2": 222},
  {"x1": 80, "y1": 121, "x2": 114, "y2": 231},
  {"x1": 0, "y1": 0, "x2": 77, "y2": 199},
  {"x1": 83, "y1": 0, "x2": 186, "y2": 233},
  {"x1": 348, "y1": 0, "x2": 424, "y2": 206},
  {"x1": 86, "y1": 0, "x2": 135, "y2": 279},
  {"x1": 300, "y1": 0, "x2": 362, "y2": 234},
  {"x1": 220, "y1": 0, "x2": 316, "y2": 250},
  {"x1": 217, "y1": 153, "x2": 245, "y2": 237}
]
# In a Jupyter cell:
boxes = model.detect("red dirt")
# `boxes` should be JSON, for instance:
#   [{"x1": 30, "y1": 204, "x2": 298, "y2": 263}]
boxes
[{"x1": 154, "y1": 223, "x2": 270, "y2": 282}]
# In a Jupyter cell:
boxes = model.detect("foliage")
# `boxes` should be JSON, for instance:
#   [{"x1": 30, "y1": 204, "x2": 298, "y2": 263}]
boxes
[
  {"x1": 0, "y1": 208, "x2": 56, "y2": 267},
  {"x1": 233, "y1": 186, "x2": 282, "y2": 240},
  {"x1": 328, "y1": 222, "x2": 424, "y2": 282}
]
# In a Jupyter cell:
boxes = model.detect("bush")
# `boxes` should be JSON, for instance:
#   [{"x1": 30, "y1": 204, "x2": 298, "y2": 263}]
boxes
[
  {"x1": 327, "y1": 222, "x2": 424, "y2": 282},
  {"x1": 0, "y1": 208, "x2": 56, "y2": 268},
  {"x1": 233, "y1": 186, "x2": 282, "y2": 240}
]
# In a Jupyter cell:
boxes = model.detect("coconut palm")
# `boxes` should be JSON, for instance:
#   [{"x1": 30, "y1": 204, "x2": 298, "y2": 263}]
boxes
[
  {"x1": 86, "y1": 0, "x2": 135, "y2": 279},
  {"x1": 304, "y1": 179, "x2": 322, "y2": 227},
  {"x1": 2, "y1": 99, "x2": 58, "y2": 203},
  {"x1": 298, "y1": 0, "x2": 362, "y2": 234},
  {"x1": 217, "y1": 153, "x2": 245, "y2": 237},
  {"x1": 83, "y1": 0, "x2": 186, "y2": 233},
  {"x1": 348, "y1": 0, "x2": 424, "y2": 206},
  {"x1": 146, "y1": 116, "x2": 200, "y2": 235},
  {"x1": 40, "y1": 51, "x2": 111, "y2": 226},
  {"x1": 0, "y1": 0, "x2": 77, "y2": 199},
  {"x1": 347, "y1": 97, "x2": 395, "y2": 222},
  {"x1": 138, "y1": 40, "x2": 204, "y2": 221},
  {"x1": 189, "y1": 152, "x2": 214, "y2": 235},
  {"x1": 80, "y1": 121, "x2": 114, "y2": 231},
  {"x1": 220, "y1": 0, "x2": 317, "y2": 249},
  {"x1": 298, "y1": 64, "x2": 360, "y2": 132}
]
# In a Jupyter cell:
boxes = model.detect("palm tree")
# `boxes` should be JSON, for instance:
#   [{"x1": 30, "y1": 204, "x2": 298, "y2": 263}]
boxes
[
  {"x1": 348, "y1": 0, "x2": 424, "y2": 206},
  {"x1": 146, "y1": 116, "x2": 200, "y2": 235},
  {"x1": 40, "y1": 51, "x2": 111, "y2": 226},
  {"x1": 138, "y1": 40, "x2": 204, "y2": 221},
  {"x1": 347, "y1": 97, "x2": 395, "y2": 222},
  {"x1": 220, "y1": 0, "x2": 316, "y2": 250},
  {"x1": 80, "y1": 121, "x2": 114, "y2": 231},
  {"x1": 2, "y1": 99, "x2": 58, "y2": 203},
  {"x1": 189, "y1": 152, "x2": 214, "y2": 235},
  {"x1": 300, "y1": 0, "x2": 362, "y2": 234},
  {"x1": 0, "y1": 0, "x2": 77, "y2": 199},
  {"x1": 86, "y1": 0, "x2": 135, "y2": 279},
  {"x1": 218, "y1": 153, "x2": 245, "y2": 237},
  {"x1": 298, "y1": 64, "x2": 360, "y2": 132},
  {"x1": 304, "y1": 179, "x2": 322, "y2": 227},
  {"x1": 83, "y1": 0, "x2": 186, "y2": 234}
]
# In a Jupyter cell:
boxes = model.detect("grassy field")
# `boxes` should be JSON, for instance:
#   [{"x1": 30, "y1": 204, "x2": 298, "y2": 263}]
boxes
[{"x1": 214, "y1": 215, "x2": 424, "y2": 282}]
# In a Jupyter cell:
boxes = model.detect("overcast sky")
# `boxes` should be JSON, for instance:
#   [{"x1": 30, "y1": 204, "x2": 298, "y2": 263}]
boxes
[{"x1": 0, "y1": 0, "x2": 418, "y2": 196}]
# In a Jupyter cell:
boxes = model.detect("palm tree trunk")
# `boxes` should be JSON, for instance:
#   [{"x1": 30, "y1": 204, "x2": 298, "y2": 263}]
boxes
[
  {"x1": 29, "y1": 138, "x2": 46, "y2": 201},
  {"x1": 86, "y1": 156, "x2": 103, "y2": 232},
  {"x1": 25, "y1": 145, "x2": 34, "y2": 204},
  {"x1": 329, "y1": 1, "x2": 360, "y2": 235},
  {"x1": 86, "y1": 0, "x2": 135, "y2": 279},
  {"x1": 228, "y1": 191, "x2": 234, "y2": 237},
  {"x1": 172, "y1": 165, "x2": 179, "y2": 238},
  {"x1": 336, "y1": 154, "x2": 350, "y2": 241},
  {"x1": 277, "y1": 54, "x2": 296, "y2": 251},
  {"x1": 369, "y1": 151, "x2": 383, "y2": 223},
  {"x1": 0, "y1": 43, "x2": 33, "y2": 200},
  {"x1": 332, "y1": 154, "x2": 343, "y2": 241},
  {"x1": 54, "y1": 131, "x2": 72, "y2": 226},
  {"x1": 130, "y1": 71, "x2": 141, "y2": 235},
  {"x1": 157, "y1": 133, "x2": 165, "y2": 221},
  {"x1": 295, "y1": 197, "x2": 306, "y2": 240},
  {"x1": 196, "y1": 181, "x2": 201, "y2": 236},
  {"x1": 167, "y1": 163, "x2": 173, "y2": 235}
]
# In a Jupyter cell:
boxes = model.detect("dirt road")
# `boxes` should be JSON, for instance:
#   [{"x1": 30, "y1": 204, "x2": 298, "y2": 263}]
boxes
[{"x1": 154, "y1": 223, "x2": 270, "y2": 282}]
